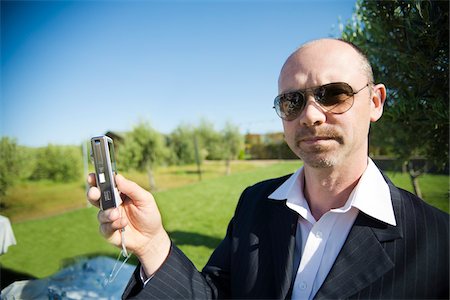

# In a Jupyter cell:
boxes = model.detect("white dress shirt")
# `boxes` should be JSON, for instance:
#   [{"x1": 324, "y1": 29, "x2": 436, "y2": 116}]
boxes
[{"x1": 268, "y1": 158, "x2": 396, "y2": 299}]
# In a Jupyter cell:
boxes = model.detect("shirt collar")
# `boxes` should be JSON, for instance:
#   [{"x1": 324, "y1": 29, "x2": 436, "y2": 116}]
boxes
[
  {"x1": 268, "y1": 158, "x2": 396, "y2": 226},
  {"x1": 351, "y1": 158, "x2": 396, "y2": 225}
]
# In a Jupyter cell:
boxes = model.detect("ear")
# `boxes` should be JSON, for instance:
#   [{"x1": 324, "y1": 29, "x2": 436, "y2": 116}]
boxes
[{"x1": 370, "y1": 83, "x2": 386, "y2": 122}]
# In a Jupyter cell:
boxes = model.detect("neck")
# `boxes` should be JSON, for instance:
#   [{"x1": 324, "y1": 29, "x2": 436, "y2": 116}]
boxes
[{"x1": 303, "y1": 159, "x2": 368, "y2": 221}]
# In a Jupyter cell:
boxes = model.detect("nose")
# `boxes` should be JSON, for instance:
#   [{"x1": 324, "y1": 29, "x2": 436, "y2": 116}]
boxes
[{"x1": 297, "y1": 95, "x2": 326, "y2": 127}]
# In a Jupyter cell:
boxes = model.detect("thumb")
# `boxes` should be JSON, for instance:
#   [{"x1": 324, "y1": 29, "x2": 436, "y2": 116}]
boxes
[{"x1": 115, "y1": 174, "x2": 153, "y2": 206}]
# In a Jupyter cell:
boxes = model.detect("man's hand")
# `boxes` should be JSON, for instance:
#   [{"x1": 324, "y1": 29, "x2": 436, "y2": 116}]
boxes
[{"x1": 87, "y1": 173, "x2": 171, "y2": 276}]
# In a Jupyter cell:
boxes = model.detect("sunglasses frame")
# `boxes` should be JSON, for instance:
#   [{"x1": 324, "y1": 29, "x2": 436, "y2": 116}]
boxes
[{"x1": 273, "y1": 82, "x2": 370, "y2": 121}]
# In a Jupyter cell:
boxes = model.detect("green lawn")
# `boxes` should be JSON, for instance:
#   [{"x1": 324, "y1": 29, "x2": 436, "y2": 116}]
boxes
[
  {"x1": 385, "y1": 171, "x2": 449, "y2": 213},
  {"x1": 1, "y1": 160, "x2": 448, "y2": 280},
  {"x1": 2, "y1": 160, "x2": 281, "y2": 222}
]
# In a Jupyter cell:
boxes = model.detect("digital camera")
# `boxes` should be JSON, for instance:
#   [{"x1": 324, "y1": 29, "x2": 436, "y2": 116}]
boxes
[{"x1": 90, "y1": 135, "x2": 122, "y2": 210}]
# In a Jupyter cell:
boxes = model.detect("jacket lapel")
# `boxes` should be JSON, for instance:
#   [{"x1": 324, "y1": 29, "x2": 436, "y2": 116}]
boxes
[
  {"x1": 267, "y1": 199, "x2": 299, "y2": 299},
  {"x1": 315, "y1": 183, "x2": 403, "y2": 299}
]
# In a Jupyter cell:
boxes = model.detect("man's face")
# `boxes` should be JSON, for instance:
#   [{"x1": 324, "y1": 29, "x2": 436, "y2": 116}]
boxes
[{"x1": 279, "y1": 41, "x2": 374, "y2": 169}]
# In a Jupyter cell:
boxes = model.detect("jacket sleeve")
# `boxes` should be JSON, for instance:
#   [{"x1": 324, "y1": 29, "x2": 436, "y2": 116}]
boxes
[
  {"x1": 121, "y1": 188, "x2": 249, "y2": 300},
  {"x1": 122, "y1": 244, "x2": 215, "y2": 299}
]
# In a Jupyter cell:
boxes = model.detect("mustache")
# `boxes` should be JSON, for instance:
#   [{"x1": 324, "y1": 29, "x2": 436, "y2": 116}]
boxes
[{"x1": 294, "y1": 127, "x2": 344, "y2": 143}]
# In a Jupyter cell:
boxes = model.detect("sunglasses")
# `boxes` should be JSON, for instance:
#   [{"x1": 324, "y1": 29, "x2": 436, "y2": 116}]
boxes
[{"x1": 273, "y1": 82, "x2": 370, "y2": 121}]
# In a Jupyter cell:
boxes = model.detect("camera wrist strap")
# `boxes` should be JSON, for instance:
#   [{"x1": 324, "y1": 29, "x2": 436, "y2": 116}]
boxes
[{"x1": 103, "y1": 210, "x2": 133, "y2": 286}]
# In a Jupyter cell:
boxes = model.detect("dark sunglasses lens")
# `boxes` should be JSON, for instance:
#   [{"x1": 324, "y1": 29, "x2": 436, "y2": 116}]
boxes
[
  {"x1": 319, "y1": 83, "x2": 353, "y2": 107},
  {"x1": 275, "y1": 92, "x2": 305, "y2": 120}
]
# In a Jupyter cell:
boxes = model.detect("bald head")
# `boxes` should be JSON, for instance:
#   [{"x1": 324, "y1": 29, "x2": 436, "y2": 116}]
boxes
[{"x1": 278, "y1": 39, "x2": 374, "y2": 93}]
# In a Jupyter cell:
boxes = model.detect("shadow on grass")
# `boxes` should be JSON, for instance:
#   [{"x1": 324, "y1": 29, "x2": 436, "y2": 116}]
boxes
[
  {"x1": 164, "y1": 169, "x2": 204, "y2": 176},
  {"x1": 1, "y1": 266, "x2": 36, "y2": 289},
  {"x1": 168, "y1": 230, "x2": 222, "y2": 249},
  {"x1": 61, "y1": 252, "x2": 140, "y2": 268},
  {"x1": 60, "y1": 230, "x2": 221, "y2": 269},
  {"x1": 1, "y1": 231, "x2": 221, "y2": 289}
]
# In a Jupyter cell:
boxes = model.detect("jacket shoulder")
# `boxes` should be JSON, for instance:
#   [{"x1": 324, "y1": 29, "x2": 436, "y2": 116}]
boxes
[
  {"x1": 392, "y1": 182, "x2": 449, "y2": 224},
  {"x1": 231, "y1": 174, "x2": 292, "y2": 215},
  {"x1": 241, "y1": 174, "x2": 292, "y2": 200}
]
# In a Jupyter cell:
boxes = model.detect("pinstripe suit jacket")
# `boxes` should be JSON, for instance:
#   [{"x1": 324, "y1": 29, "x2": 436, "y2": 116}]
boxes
[{"x1": 123, "y1": 174, "x2": 449, "y2": 299}]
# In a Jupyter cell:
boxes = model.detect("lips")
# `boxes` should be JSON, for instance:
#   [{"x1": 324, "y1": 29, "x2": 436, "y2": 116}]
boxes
[
  {"x1": 299, "y1": 136, "x2": 337, "y2": 147},
  {"x1": 301, "y1": 136, "x2": 334, "y2": 142}
]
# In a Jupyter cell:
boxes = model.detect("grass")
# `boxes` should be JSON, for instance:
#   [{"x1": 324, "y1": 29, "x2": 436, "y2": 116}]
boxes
[
  {"x1": 2, "y1": 160, "x2": 280, "y2": 223},
  {"x1": 121, "y1": 160, "x2": 281, "y2": 192},
  {"x1": 385, "y1": 171, "x2": 449, "y2": 213},
  {"x1": 0, "y1": 160, "x2": 448, "y2": 281},
  {"x1": 1, "y1": 161, "x2": 301, "y2": 279},
  {"x1": 2, "y1": 180, "x2": 88, "y2": 223}
]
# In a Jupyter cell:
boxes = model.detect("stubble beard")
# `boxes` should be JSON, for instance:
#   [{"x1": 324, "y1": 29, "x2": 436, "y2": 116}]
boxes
[
  {"x1": 298, "y1": 148, "x2": 339, "y2": 168},
  {"x1": 293, "y1": 127, "x2": 345, "y2": 169}
]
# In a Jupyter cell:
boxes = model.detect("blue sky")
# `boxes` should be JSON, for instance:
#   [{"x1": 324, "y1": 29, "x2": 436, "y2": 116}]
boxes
[{"x1": 1, "y1": 0, "x2": 356, "y2": 147}]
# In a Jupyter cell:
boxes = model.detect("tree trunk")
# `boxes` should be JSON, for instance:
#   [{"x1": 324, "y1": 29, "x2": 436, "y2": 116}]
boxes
[
  {"x1": 406, "y1": 160, "x2": 423, "y2": 198},
  {"x1": 411, "y1": 176, "x2": 422, "y2": 199},
  {"x1": 226, "y1": 159, "x2": 231, "y2": 176},
  {"x1": 147, "y1": 165, "x2": 156, "y2": 191},
  {"x1": 194, "y1": 135, "x2": 202, "y2": 181}
]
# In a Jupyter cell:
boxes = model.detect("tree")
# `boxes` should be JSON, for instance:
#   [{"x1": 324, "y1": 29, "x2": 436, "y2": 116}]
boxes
[
  {"x1": 193, "y1": 119, "x2": 244, "y2": 174},
  {"x1": 0, "y1": 137, "x2": 21, "y2": 202},
  {"x1": 195, "y1": 119, "x2": 223, "y2": 160},
  {"x1": 30, "y1": 144, "x2": 82, "y2": 182},
  {"x1": 221, "y1": 122, "x2": 244, "y2": 175},
  {"x1": 341, "y1": 0, "x2": 449, "y2": 197},
  {"x1": 118, "y1": 122, "x2": 169, "y2": 191},
  {"x1": 168, "y1": 124, "x2": 198, "y2": 165}
]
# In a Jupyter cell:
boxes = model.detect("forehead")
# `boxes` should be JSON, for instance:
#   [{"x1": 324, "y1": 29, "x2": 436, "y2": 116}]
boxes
[{"x1": 279, "y1": 41, "x2": 364, "y2": 93}]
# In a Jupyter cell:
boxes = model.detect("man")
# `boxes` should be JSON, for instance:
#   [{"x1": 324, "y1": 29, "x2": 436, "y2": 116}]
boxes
[{"x1": 88, "y1": 38, "x2": 449, "y2": 299}]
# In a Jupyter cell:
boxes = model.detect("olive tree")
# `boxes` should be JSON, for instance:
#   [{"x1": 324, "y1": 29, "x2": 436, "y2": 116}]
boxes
[
  {"x1": 118, "y1": 122, "x2": 169, "y2": 191},
  {"x1": 221, "y1": 122, "x2": 244, "y2": 175},
  {"x1": 341, "y1": 0, "x2": 449, "y2": 197},
  {"x1": 0, "y1": 137, "x2": 20, "y2": 201}
]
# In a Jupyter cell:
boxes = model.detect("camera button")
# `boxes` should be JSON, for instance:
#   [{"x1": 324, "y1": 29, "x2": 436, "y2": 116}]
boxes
[{"x1": 99, "y1": 173, "x2": 106, "y2": 183}]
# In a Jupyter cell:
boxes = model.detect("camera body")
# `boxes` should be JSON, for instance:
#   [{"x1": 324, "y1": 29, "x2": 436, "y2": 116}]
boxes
[{"x1": 90, "y1": 135, "x2": 122, "y2": 210}]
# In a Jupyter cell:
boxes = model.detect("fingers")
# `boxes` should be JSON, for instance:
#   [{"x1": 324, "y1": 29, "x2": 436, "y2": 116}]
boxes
[
  {"x1": 87, "y1": 173, "x2": 97, "y2": 186},
  {"x1": 87, "y1": 186, "x2": 101, "y2": 207},
  {"x1": 98, "y1": 207, "x2": 119, "y2": 223},
  {"x1": 115, "y1": 174, "x2": 154, "y2": 206},
  {"x1": 87, "y1": 173, "x2": 100, "y2": 208},
  {"x1": 88, "y1": 173, "x2": 152, "y2": 208},
  {"x1": 98, "y1": 208, "x2": 128, "y2": 237}
]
